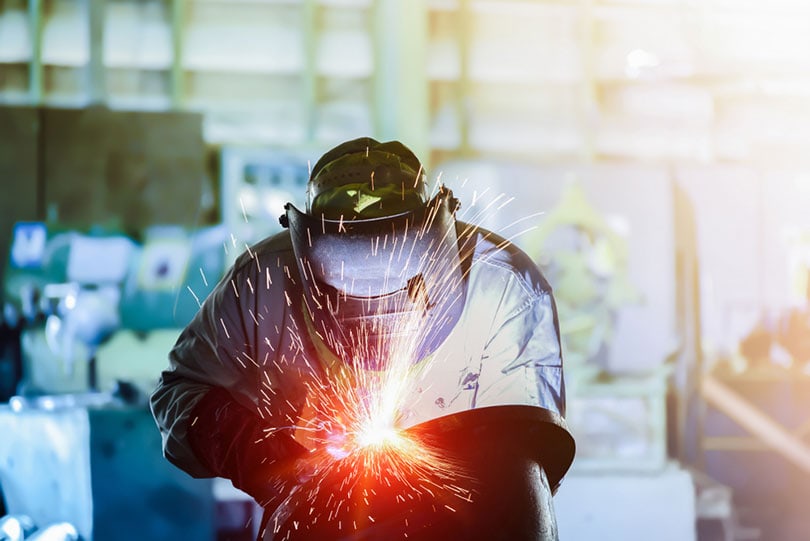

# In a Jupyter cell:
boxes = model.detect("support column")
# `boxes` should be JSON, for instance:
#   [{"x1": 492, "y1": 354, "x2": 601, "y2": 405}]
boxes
[{"x1": 373, "y1": 0, "x2": 428, "y2": 160}]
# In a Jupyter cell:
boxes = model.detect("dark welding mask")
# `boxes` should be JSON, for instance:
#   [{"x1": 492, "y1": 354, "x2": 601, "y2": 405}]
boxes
[{"x1": 281, "y1": 138, "x2": 466, "y2": 370}]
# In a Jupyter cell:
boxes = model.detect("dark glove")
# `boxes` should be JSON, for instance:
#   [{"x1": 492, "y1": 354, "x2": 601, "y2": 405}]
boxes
[{"x1": 187, "y1": 386, "x2": 309, "y2": 507}]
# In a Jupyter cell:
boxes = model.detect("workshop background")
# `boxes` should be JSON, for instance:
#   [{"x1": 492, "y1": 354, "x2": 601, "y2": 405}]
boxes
[{"x1": 1, "y1": 0, "x2": 810, "y2": 540}]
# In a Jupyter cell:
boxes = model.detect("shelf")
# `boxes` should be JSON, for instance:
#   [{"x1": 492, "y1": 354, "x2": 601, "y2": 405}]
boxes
[
  {"x1": 184, "y1": 93, "x2": 304, "y2": 111},
  {"x1": 426, "y1": 39, "x2": 461, "y2": 81},
  {"x1": 191, "y1": 0, "x2": 301, "y2": 4},
  {"x1": 184, "y1": 70, "x2": 302, "y2": 106},
  {"x1": 600, "y1": 82, "x2": 714, "y2": 122},
  {"x1": 0, "y1": 0, "x2": 385, "y2": 147},
  {"x1": 315, "y1": 31, "x2": 373, "y2": 78},
  {"x1": 104, "y1": 1, "x2": 173, "y2": 70},
  {"x1": 182, "y1": 27, "x2": 304, "y2": 73},
  {"x1": 106, "y1": 95, "x2": 173, "y2": 111},
  {"x1": 181, "y1": 59, "x2": 304, "y2": 75},
  {"x1": 0, "y1": 7, "x2": 31, "y2": 63},
  {"x1": 105, "y1": 67, "x2": 171, "y2": 108},
  {"x1": 102, "y1": 59, "x2": 174, "y2": 70},
  {"x1": 466, "y1": 2, "x2": 584, "y2": 85},
  {"x1": 429, "y1": 103, "x2": 462, "y2": 151},
  {"x1": 202, "y1": 108, "x2": 308, "y2": 145},
  {"x1": 592, "y1": 3, "x2": 687, "y2": 21},
  {"x1": 467, "y1": 40, "x2": 585, "y2": 84},
  {"x1": 41, "y1": 93, "x2": 91, "y2": 108},
  {"x1": 695, "y1": 0, "x2": 810, "y2": 16},
  {"x1": 182, "y1": 1, "x2": 304, "y2": 73},
  {"x1": 41, "y1": 0, "x2": 89, "y2": 67},
  {"x1": 467, "y1": 64, "x2": 585, "y2": 86},
  {"x1": 43, "y1": 65, "x2": 87, "y2": 101},
  {"x1": 594, "y1": 115, "x2": 712, "y2": 162},
  {"x1": 317, "y1": 0, "x2": 373, "y2": 7},
  {"x1": 469, "y1": 117, "x2": 584, "y2": 157},
  {"x1": 427, "y1": 0, "x2": 460, "y2": 12},
  {"x1": 190, "y1": 0, "x2": 372, "y2": 5},
  {"x1": 697, "y1": 11, "x2": 810, "y2": 75},
  {"x1": 0, "y1": 63, "x2": 30, "y2": 103},
  {"x1": 0, "y1": 92, "x2": 33, "y2": 105},
  {"x1": 471, "y1": 0, "x2": 579, "y2": 17},
  {"x1": 314, "y1": 100, "x2": 372, "y2": 142},
  {"x1": 597, "y1": 0, "x2": 683, "y2": 5},
  {"x1": 315, "y1": 6, "x2": 373, "y2": 76}
]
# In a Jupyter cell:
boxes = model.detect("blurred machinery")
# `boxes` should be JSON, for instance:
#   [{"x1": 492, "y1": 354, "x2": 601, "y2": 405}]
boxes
[
  {"x1": 694, "y1": 232, "x2": 810, "y2": 541},
  {"x1": 0, "y1": 222, "x2": 227, "y2": 541},
  {"x1": 0, "y1": 133, "x2": 316, "y2": 541},
  {"x1": 530, "y1": 179, "x2": 642, "y2": 375},
  {"x1": 435, "y1": 157, "x2": 697, "y2": 541},
  {"x1": 220, "y1": 145, "x2": 309, "y2": 260},
  {"x1": 2, "y1": 222, "x2": 226, "y2": 397},
  {"x1": 0, "y1": 514, "x2": 81, "y2": 541}
]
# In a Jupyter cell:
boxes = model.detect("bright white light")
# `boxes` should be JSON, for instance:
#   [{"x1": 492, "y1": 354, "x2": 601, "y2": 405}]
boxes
[
  {"x1": 64, "y1": 294, "x2": 77, "y2": 310},
  {"x1": 263, "y1": 190, "x2": 294, "y2": 218},
  {"x1": 326, "y1": 444, "x2": 350, "y2": 460},
  {"x1": 356, "y1": 422, "x2": 402, "y2": 449},
  {"x1": 238, "y1": 187, "x2": 259, "y2": 219},
  {"x1": 9, "y1": 396, "x2": 23, "y2": 412},
  {"x1": 625, "y1": 49, "x2": 660, "y2": 79},
  {"x1": 794, "y1": 174, "x2": 810, "y2": 194}
]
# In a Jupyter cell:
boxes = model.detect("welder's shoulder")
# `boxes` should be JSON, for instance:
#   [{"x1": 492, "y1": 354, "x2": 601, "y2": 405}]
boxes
[
  {"x1": 229, "y1": 230, "x2": 296, "y2": 275},
  {"x1": 460, "y1": 222, "x2": 553, "y2": 296}
]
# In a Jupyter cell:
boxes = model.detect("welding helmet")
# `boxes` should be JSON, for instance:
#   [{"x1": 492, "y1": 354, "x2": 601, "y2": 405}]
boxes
[
  {"x1": 306, "y1": 137, "x2": 429, "y2": 219},
  {"x1": 281, "y1": 138, "x2": 466, "y2": 370}
]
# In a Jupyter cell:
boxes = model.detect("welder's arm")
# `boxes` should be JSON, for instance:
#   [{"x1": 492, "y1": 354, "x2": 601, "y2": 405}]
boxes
[
  {"x1": 405, "y1": 409, "x2": 561, "y2": 541},
  {"x1": 478, "y1": 287, "x2": 565, "y2": 414},
  {"x1": 150, "y1": 329, "x2": 306, "y2": 506},
  {"x1": 184, "y1": 385, "x2": 307, "y2": 506},
  {"x1": 472, "y1": 281, "x2": 573, "y2": 494},
  {"x1": 150, "y1": 260, "x2": 306, "y2": 506}
]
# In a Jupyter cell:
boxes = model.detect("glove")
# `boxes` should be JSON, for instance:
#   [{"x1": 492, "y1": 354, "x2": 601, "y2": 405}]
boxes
[{"x1": 187, "y1": 386, "x2": 309, "y2": 508}]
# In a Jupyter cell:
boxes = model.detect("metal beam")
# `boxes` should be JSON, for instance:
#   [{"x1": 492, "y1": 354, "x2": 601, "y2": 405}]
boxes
[
  {"x1": 87, "y1": 0, "x2": 106, "y2": 104},
  {"x1": 28, "y1": 0, "x2": 43, "y2": 103},
  {"x1": 701, "y1": 373, "x2": 810, "y2": 473},
  {"x1": 374, "y1": 0, "x2": 428, "y2": 159},
  {"x1": 171, "y1": 0, "x2": 185, "y2": 108}
]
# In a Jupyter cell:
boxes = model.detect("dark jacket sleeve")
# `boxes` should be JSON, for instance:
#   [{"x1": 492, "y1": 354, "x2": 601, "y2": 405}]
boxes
[
  {"x1": 185, "y1": 386, "x2": 306, "y2": 505},
  {"x1": 150, "y1": 249, "x2": 307, "y2": 504}
]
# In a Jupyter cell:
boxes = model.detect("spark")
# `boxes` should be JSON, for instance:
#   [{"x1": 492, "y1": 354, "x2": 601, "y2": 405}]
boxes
[
  {"x1": 357, "y1": 420, "x2": 399, "y2": 448},
  {"x1": 186, "y1": 285, "x2": 202, "y2": 308},
  {"x1": 240, "y1": 197, "x2": 249, "y2": 223}
]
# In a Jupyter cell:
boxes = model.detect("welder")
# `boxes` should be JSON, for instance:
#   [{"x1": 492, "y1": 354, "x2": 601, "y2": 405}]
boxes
[{"x1": 150, "y1": 137, "x2": 575, "y2": 540}]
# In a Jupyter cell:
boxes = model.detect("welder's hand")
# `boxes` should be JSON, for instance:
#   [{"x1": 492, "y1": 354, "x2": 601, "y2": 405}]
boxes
[
  {"x1": 239, "y1": 446, "x2": 311, "y2": 508},
  {"x1": 187, "y1": 386, "x2": 310, "y2": 507}
]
